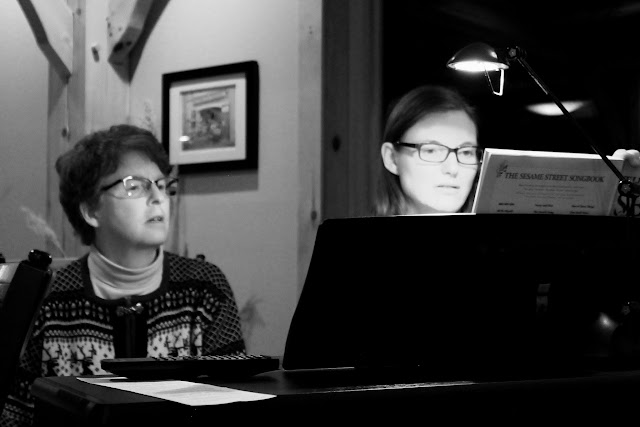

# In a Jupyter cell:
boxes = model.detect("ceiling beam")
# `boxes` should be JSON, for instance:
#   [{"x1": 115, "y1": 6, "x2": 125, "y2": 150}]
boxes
[
  {"x1": 107, "y1": 0, "x2": 154, "y2": 65},
  {"x1": 17, "y1": 0, "x2": 74, "y2": 80}
]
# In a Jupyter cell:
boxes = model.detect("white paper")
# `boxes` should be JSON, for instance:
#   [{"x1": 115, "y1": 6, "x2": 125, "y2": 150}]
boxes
[{"x1": 78, "y1": 377, "x2": 275, "y2": 406}]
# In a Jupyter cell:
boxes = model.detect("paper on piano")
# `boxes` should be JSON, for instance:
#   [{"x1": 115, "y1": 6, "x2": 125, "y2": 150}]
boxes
[
  {"x1": 472, "y1": 148, "x2": 624, "y2": 215},
  {"x1": 78, "y1": 376, "x2": 275, "y2": 406}
]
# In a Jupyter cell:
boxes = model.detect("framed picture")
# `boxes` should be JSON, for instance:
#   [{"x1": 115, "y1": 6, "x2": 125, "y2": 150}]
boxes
[{"x1": 162, "y1": 61, "x2": 259, "y2": 173}]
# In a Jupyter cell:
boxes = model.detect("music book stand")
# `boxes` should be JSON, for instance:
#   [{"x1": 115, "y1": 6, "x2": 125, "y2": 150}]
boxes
[{"x1": 283, "y1": 214, "x2": 640, "y2": 380}]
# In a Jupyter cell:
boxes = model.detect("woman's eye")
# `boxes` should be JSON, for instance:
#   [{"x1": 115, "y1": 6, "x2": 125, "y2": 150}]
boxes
[{"x1": 124, "y1": 179, "x2": 147, "y2": 193}]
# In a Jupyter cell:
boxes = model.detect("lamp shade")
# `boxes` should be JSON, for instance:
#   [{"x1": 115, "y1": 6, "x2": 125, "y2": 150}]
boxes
[{"x1": 446, "y1": 42, "x2": 509, "y2": 72}]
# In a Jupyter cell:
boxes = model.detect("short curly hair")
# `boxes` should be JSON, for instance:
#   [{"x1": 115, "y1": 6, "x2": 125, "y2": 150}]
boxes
[{"x1": 55, "y1": 124, "x2": 172, "y2": 246}]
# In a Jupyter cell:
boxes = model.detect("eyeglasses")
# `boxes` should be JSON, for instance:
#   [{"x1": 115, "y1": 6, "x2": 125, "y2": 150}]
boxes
[
  {"x1": 395, "y1": 141, "x2": 483, "y2": 165},
  {"x1": 100, "y1": 175, "x2": 179, "y2": 199}
]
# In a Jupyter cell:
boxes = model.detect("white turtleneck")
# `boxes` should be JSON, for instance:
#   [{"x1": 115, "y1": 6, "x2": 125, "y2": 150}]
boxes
[{"x1": 87, "y1": 246, "x2": 163, "y2": 300}]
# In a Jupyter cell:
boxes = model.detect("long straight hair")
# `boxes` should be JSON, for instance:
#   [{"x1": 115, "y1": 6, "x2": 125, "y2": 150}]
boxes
[{"x1": 374, "y1": 85, "x2": 480, "y2": 216}]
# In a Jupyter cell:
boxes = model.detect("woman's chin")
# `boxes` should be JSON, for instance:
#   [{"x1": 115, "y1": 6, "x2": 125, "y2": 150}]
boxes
[
  {"x1": 415, "y1": 199, "x2": 465, "y2": 214},
  {"x1": 139, "y1": 231, "x2": 169, "y2": 247}
]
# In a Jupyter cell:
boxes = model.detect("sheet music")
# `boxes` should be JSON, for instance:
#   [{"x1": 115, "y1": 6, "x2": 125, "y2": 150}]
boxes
[
  {"x1": 78, "y1": 376, "x2": 275, "y2": 406},
  {"x1": 472, "y1": 148, "x2": 624, "y2": 215}
]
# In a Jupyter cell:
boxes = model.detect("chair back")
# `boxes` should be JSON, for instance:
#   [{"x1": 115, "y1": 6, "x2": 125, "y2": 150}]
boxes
[{"x1": 0, "y1": 250, "x2": 53, "y2": 412}]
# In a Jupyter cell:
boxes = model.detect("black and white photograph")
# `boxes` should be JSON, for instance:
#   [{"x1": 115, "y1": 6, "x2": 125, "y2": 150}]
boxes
[{"x1": 162, "y1": 61, "x2": 259, "y2": 172}]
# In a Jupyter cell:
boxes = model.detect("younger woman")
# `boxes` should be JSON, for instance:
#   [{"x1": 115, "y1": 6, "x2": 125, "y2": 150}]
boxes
[{"x1": 375, "y1": 85, "x2": 482, "y2": 216}]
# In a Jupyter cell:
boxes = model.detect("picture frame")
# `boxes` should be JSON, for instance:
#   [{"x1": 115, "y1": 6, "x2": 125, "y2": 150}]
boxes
[{"x1": 162, "y1": 61, "x2": 259, "y2": 173}]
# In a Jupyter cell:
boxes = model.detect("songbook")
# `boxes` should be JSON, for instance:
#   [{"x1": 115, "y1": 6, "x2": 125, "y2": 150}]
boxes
[{"x1": 472, "y1": 148, "x2": 633, "y2": 216}]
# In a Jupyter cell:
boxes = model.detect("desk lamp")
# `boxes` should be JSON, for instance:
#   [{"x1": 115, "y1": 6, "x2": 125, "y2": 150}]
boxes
[{"x1": 446, "y1": 42, "x2": 640, "y2": 216}]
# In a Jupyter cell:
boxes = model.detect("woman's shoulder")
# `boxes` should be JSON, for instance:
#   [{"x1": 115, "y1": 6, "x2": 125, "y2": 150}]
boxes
[
  {"x1": 49, "y1": 255, "x2": 87, "y2": 293},
  {"x1": 164, "y1": 251, "x2": 228, "y2": 285},
  {"x1": 163, "y1": 252, "x2": 235, "y2": 300}
]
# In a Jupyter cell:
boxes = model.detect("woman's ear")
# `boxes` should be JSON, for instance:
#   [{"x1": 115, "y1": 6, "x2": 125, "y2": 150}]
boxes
[
  {"x1": 79, "y1": 202, "x2": 99, "y2": 228},
  {"x1": 381, "y1": 142, "x2": 399, "y2": 175}
]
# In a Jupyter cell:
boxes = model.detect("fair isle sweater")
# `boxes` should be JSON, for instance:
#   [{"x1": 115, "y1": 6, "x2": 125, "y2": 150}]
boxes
[{"x1": 1, "y1": 251, "x2": 246, "y2": 427}]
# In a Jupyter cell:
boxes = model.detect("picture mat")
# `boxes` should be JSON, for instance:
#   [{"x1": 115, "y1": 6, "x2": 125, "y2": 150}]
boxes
[{"x1": 168, "y1": 75, "x2": 247, "y2": 165}]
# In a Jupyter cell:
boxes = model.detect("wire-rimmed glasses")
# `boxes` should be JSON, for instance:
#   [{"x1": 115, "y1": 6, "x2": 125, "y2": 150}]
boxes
[{"x1": 100, "y1": 176, "x2": 179, "y2": 199}]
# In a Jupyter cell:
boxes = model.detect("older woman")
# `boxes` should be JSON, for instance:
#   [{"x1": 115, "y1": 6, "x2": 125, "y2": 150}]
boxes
[{"x1": 2, "y1": 124, "x2": 245, "y2": 426}]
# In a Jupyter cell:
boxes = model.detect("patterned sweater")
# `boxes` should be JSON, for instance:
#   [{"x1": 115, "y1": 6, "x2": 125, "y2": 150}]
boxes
[{"x1": 1, "y1": 251, "x2": 246, "y2": 426}]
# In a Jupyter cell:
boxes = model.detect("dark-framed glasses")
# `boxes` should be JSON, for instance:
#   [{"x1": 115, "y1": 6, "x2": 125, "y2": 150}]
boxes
[
  {"x1": 395, "y1": 141, "x2": 483, "y2": 165},
  {"x1": 100, "y1": 175, "x2": 179, "y2": 199}
]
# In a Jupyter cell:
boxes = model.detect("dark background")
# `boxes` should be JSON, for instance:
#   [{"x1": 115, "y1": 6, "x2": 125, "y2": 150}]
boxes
[{"x1": 382, "y1": 0, "x2": 640, "y2": 155}]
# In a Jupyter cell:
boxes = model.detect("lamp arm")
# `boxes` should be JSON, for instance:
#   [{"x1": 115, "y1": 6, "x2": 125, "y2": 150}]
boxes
[
  {"x1": 508, "y1": 50, "x2": 640, "y2": 206},
  {"x1": 515, "y1": 57, "x2": 621, "y2": 179}
]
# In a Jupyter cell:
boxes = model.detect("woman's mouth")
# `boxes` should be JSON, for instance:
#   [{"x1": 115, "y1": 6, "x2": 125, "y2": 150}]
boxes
[{"x1": 436, "y1": 185, "x2": 461, "y2": 194}]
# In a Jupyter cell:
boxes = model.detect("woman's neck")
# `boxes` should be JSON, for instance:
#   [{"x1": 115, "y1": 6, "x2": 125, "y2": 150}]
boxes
[
  {"x1": 405, "y1": 202, "x2": 440, "y2": 215},
  {"x1": 93, "y1": 243, "x2": 159, "y2": 269}
]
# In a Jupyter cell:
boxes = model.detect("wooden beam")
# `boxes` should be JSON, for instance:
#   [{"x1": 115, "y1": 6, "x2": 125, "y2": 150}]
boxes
[
  {"x1": 322, "y1": 0, "x2": 382, "y2": 219},
  {"x1": 47, "y1": 67, "x2": 83, "y2": 257},
  {"x1": 297, "y1": 0, "x2": 323, "y2": 293},
  {"x1": 107, "y1": 0, "x2": 154, "y2": 65},
  {"x1": 85, "y1": 0, "x2": 131, "y2": 131},
  {"x1": 45, "y1": 0, "x2": 85, "y2": 259},
  {"x1": 17, "y1": 0, "x2": 74, "y2": 79},
  {"x1": 348, "y1": 1, "x2": 383, "y2": 216}
]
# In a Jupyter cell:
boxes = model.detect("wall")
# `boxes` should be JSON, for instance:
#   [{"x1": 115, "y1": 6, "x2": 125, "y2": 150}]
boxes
[
  {"x1": 0, "y1": 0, "x2": 49, "y2": 261},
  {"x1": 0, "y1": 0, "x2": 321, "y2": 357},
  {"x1": 129, "y1": 0, "x2": 321, "y2": 355}
]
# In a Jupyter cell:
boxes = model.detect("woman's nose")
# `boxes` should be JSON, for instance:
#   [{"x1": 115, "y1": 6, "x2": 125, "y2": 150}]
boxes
[
  {"x1": 148, "y1": 183, "x2": 167, "y2": 203},
  {"x1": 440, "y1": 152, "x2": 460, "y2": 174}
]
